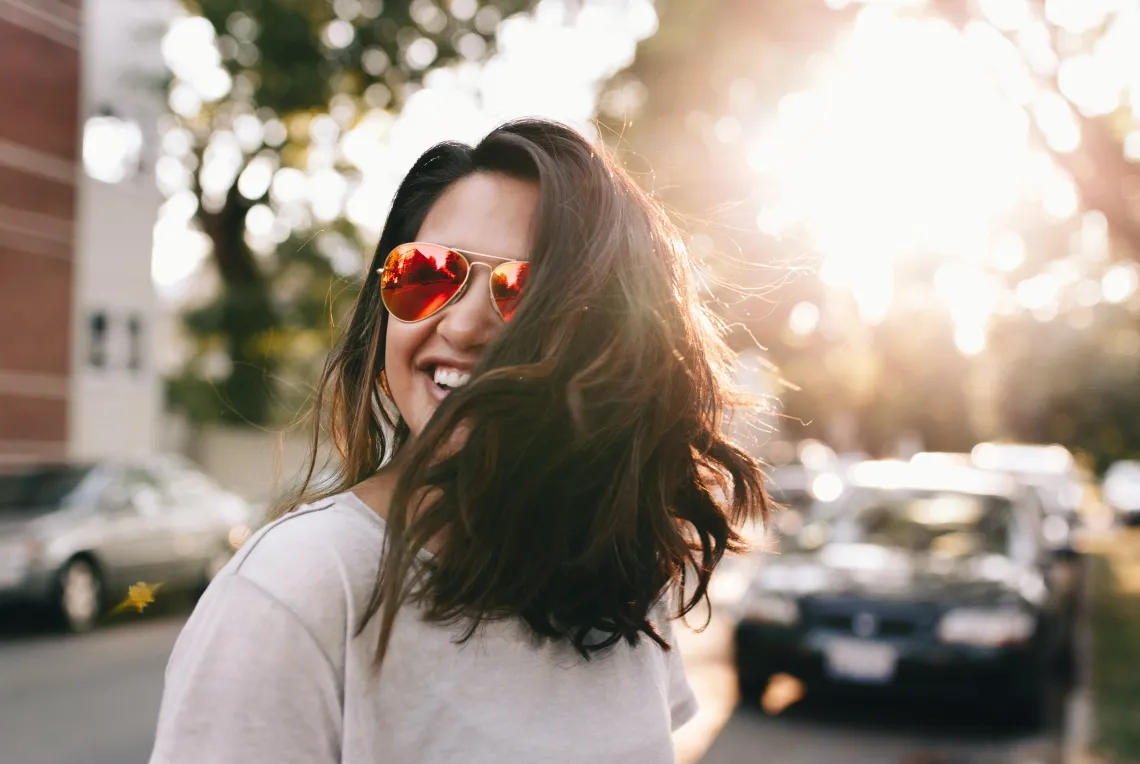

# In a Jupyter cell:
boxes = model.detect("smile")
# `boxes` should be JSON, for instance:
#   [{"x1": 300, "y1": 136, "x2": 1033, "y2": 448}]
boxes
[{"x1": 428, "y1": 365, "x2": 471, "y2": 396}]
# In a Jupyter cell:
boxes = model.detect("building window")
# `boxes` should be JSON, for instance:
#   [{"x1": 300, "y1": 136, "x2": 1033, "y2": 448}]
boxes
[
  {"x1": 88, "y1": 311, "x2": 109, "y2": 368},
  {"x1": 127, "y1": 314, "x2": 144, "y2": 372}
]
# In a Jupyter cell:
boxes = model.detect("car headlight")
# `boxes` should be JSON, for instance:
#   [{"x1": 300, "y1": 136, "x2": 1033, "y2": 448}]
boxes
[
  {"x1": 937, "y1": 607, "x2": 1036, "y2": 647},
  {"x1": 738, "y1": 592, "x2": 800, "y2": 626}
]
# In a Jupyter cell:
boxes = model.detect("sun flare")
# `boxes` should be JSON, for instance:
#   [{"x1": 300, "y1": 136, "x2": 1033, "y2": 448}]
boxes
[{"x1": 749, "y1": 6, "x2": 1073, "y2": 347}]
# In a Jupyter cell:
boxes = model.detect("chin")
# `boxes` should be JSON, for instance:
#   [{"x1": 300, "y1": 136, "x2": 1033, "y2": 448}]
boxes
[{"x1": 406, "y1": 400, "x2": 441, "y2": 438}]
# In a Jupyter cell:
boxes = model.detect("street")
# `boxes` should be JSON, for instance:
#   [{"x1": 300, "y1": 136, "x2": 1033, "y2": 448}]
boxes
[
  {"x1": 0, "y1": 612, "x2": 181, "y2": 764},
  {"x1": 674, "y1": 616, "x2": 1064, "y2": 764},
  {"x1": 0, "y1": 604, "x2": 1066, "y2": 764}
]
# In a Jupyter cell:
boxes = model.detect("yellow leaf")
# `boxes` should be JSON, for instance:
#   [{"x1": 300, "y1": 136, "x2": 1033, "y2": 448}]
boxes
[{"x1": 111, "y1": 581, "x2": 165, "y2": 614}]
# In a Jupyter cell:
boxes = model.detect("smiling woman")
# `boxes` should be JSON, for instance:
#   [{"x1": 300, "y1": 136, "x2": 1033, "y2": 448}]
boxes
[
  {"x1": 379, "y1": 173, "x2": 538, "y2": 435},
  {"x1": 149, "y1": 118, "x2": 771, "y2": 764}
]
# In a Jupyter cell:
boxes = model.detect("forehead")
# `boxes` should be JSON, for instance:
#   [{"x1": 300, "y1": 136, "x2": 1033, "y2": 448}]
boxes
[{"x1": 415, "y1": 172, "x2": 539, "y2": 261}]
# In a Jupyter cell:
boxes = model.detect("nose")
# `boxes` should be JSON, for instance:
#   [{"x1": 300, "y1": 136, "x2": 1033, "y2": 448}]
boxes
[{"x1": 435, "y1": 263, "x2": 503, "y2": 352}]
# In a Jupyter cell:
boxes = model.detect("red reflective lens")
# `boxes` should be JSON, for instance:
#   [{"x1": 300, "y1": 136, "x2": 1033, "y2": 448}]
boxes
[
  {"x1": 380, "y1": 243, "x2": 469, "y2": 322},
  {"x1": 490, "y1": 261, "x2": 529, "y2": 322}
]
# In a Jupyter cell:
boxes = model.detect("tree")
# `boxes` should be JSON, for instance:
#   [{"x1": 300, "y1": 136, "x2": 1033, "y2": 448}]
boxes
[
  {"x1": 601, "y1": 0, "x2": 1140, "y2": 463},
  {"x1": 165, "y1": 0, "x2": 536, "y2": 426}
]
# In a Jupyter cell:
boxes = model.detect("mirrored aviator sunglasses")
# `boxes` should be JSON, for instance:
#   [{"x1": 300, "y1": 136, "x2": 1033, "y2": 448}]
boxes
[{"x1": 378, "y1": 242, "x2": 530, "y2": 323}]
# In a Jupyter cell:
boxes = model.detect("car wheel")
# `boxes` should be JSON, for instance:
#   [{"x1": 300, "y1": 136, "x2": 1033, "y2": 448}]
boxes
[
  {"x1": 56, "y1": 558, "x2": 102, "y2": 633},
  {"x1": 1052, "y1": 635, "x2": 1078, "y2": 684}
]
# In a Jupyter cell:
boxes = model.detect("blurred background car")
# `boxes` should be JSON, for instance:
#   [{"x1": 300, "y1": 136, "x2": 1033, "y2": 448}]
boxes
[
  {"x1": 912, "y1": 443, "x2": 1107, "y2": 556},
  {"x1": 732, "y1": 460, "x2": 1073, "y2": 725},
  {"x1": 1102, "y1": 460, "x2": 1140, "y2": 527},
  {"x1": 0, "y1": 456, "x2": 255, "y2": 632},
  {"x1": 709, "y1": 440, "x2": 854, "y2": 605}
]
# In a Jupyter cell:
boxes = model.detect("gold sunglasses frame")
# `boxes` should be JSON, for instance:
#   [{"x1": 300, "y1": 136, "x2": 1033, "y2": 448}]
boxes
[{"x1": 377, "y1": 242, "x2": 528, "y2": 324}]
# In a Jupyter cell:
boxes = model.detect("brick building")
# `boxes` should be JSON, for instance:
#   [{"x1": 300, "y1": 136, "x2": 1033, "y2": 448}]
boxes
[
  {"x1": 0, "y1": 0, "x2": 166, "y2": 466},
  {"x1": 0, "y1": 0, "x2": 83, "y2": 466}
]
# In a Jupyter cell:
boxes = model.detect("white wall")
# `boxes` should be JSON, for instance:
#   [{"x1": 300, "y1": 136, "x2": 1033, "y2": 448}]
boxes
[
  {"x1": 70, "y1": 177, "x2": 164, "y2": 458},
  {"x1": 68, "y1": 0, "x2": 173, "y2": 459},
  {"x1": 184, "y1": 424, "x2": 334, "y2": 505}
]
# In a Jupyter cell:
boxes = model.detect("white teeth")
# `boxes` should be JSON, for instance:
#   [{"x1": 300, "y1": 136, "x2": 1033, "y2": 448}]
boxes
[{"x1": 432, "y1": 366, "x2": 471, "y2": 389}]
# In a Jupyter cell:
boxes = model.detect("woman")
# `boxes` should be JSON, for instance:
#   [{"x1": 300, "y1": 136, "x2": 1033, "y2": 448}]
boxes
[{"x1": 150, "y1": 118, "x2": 769, "y2": 763}]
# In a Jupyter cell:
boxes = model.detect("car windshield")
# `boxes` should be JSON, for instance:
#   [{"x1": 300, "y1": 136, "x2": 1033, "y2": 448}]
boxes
[
  {"x1": 834, "y1": 489, "x2": 1012, "y2": 557},
  {"x1": 0, "y1": 465, "x2": 94, "y2": 513}
]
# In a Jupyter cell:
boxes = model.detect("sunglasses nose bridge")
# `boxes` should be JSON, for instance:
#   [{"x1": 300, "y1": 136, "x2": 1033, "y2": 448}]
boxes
[{"x1": 448, "y1": 260, "x2": 493, "y2": 312}]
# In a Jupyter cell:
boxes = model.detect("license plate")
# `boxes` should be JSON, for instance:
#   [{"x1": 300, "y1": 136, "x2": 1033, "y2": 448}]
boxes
[{"x1": 824, "y1": 638, "x2": 897, "y2": 684}]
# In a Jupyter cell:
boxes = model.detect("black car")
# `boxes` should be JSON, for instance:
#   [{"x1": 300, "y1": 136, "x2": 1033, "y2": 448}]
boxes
[{"x1": 733, "y1": 461, "x2": 1073, "y2": 723}]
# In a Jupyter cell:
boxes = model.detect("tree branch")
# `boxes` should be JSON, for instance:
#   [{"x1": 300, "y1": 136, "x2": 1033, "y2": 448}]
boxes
[{"x1": 933, "y1": 0, "x2": 1140, "y2": 260}]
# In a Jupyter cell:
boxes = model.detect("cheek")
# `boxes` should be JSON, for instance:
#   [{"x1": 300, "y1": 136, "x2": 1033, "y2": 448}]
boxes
[
  {"x1": 384, "y1": 322, "x2": 415, "y2": 383},
  {"x1": 383, "y1": 320, "x2": 430, "y2": 402}
]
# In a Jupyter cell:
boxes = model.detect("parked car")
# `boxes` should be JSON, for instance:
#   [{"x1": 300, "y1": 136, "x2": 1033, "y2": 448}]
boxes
[
  {"x1": 732, "y1": 460, "x2": 1073, "y2": 724},
  {"x1": 972, "y1": 442, "x2": 1108, "y2": 540},
  {"x1": 709, "y1": 461, "x2": 843, "y2": 605},
  {"x1": 913, "y1": 446, "x2": 1094, "y2": 556},
  {"x1": 1103, "y1": 460, "x2": 1140, "y2": 526},
  {"x1": 0, "y1": 455, "x2": 255, "y2": 631}
]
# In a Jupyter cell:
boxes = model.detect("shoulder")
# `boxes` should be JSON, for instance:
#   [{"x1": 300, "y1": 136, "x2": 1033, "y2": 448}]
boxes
[{"x1": 217, "y1": 492, "x2": 386, "y2": 643}]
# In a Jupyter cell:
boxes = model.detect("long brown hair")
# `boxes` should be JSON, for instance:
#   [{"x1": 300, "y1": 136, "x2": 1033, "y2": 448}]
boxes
[{"x1": 275, "y1": 118, "x2": 770, "y2": 664}]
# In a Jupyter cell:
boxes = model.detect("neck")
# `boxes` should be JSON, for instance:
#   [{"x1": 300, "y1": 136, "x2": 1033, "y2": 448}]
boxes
[
  {"x1": 351, "y1": 464, "x2": 400, "y2": 522},
  {"x1": 351, "y1": 455, "x2": 448, "y2": 555}
]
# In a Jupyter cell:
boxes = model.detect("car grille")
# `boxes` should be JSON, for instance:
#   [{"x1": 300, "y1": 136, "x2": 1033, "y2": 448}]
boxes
[
  {"x1": 815, "y1": 612, "x2": 918, "y2": 637},
  {"x1": 804, "y1": 599, "x2": 934, "y2": 638}
]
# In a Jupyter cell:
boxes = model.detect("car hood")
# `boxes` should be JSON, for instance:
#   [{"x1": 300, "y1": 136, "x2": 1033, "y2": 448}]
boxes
[
  {"x1": 0, "y1": 505, "x2": 83, "y2": 542},
  {"x1": 753, "y1": 543, "x2": 1044, "y2": 604},
  {"x1": 0, "y1": 510, "x2": 46, "y2": 536}
]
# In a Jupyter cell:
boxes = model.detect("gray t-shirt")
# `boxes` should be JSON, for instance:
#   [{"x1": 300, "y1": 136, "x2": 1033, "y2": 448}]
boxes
[{"x1": 150, "y1": 492, "x2": 698, "y2": 763}]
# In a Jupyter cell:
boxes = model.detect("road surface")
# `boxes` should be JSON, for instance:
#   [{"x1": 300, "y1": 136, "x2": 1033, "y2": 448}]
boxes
[
  {"x1": 676, "y1": 616, "x2": 1065, "y2": 764},
  {"x1": 0, "y1": 611, "x2": 181, "y2": 764},
  {"x1": 0, "y1": 606, "x2": 1063, "y2": 764}
]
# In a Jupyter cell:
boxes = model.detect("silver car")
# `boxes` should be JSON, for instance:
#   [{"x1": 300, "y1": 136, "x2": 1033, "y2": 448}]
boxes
[{"x1": 0, "y1": 455, "x2": 255, "y2": 631}]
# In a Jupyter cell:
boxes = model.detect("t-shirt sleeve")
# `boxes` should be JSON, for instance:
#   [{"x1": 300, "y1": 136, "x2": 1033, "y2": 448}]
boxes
[
  {"x1": 657, "y1": 606, "x2": 699, "y2": 731},
  {"x1": 149, "y1": 574, "x2": 343, "y2": 764}
]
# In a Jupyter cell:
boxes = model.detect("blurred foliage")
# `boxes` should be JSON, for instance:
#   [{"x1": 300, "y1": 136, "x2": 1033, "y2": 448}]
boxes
[
  {"x1": 168, "y1": 220, "x2": 361, "y2": 424},
  {"x1": 168, "y1": 0, "x2": 536, "y2": 426},
  {"x1": 992, "y1": 308, "x2": 1140, "y2": 474},
  {"x1": 601, "y1": 0, "x2": 1140, "y2": 469},
  {"x1": 1090, "y1": 538, "x2": 1140, "y2": 761}
]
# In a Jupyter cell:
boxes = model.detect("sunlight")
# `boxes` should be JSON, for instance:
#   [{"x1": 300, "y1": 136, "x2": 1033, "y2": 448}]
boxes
[
  {"x1": 935, "y1": 262, "x2": 1001, "y2": 349},
  {"x1": 1102, "y1": 263, "x2": 1140, "y2": 304},
  {"x1": 747, "y1": 6, "x2": 1047, "y2": 326}
]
